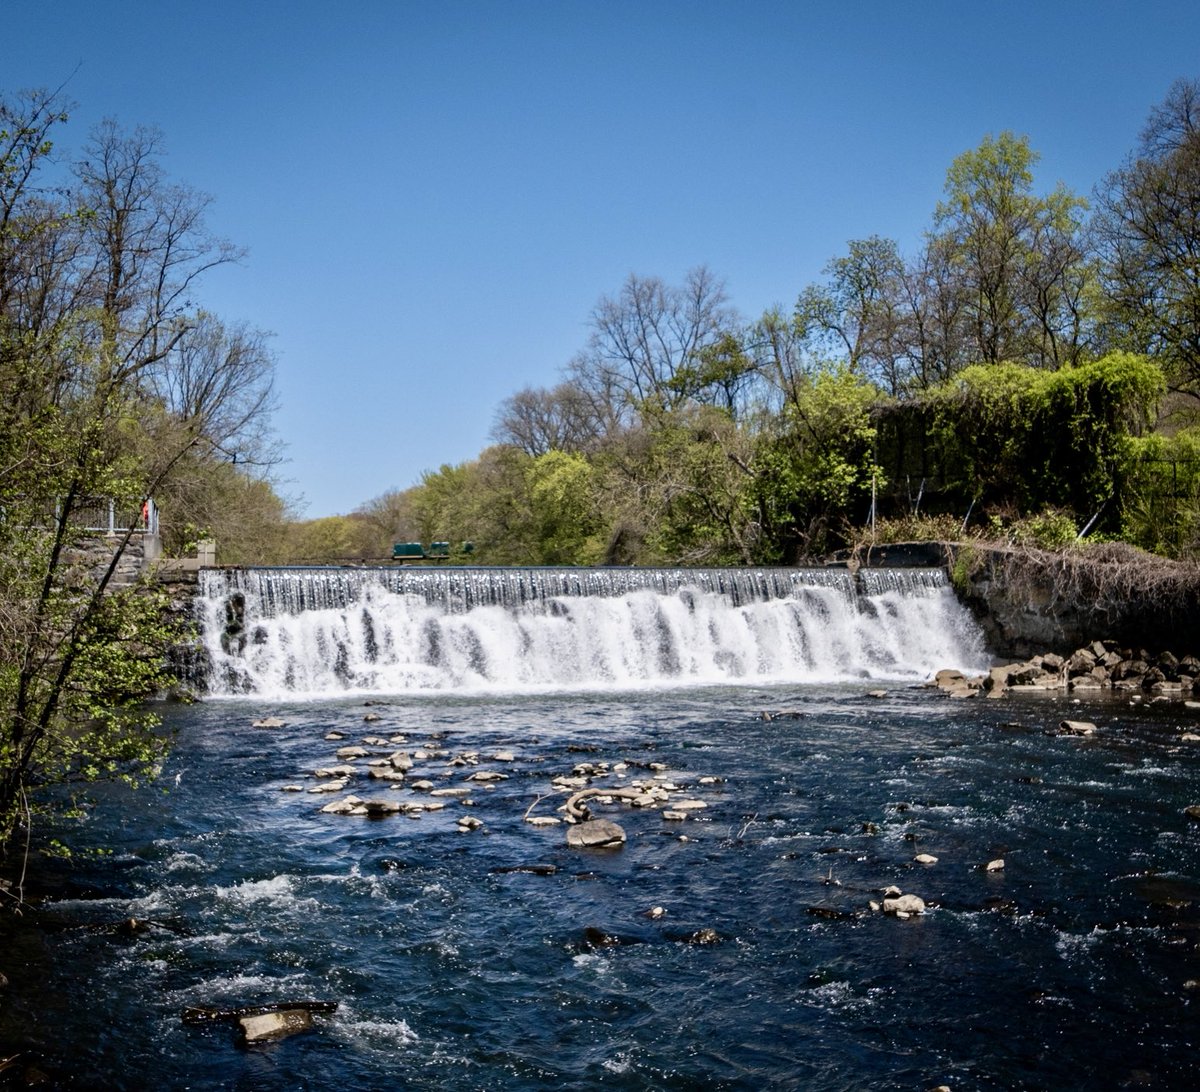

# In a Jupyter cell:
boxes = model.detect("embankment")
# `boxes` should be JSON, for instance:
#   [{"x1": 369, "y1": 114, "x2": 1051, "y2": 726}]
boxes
[{"x1": 940, "y1": 541, "x2": 1200, "y2": 659}]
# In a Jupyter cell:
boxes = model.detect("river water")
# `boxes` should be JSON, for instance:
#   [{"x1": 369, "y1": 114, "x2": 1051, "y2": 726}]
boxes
[{"x1": 1, "y1": 569, "x2": 1198, "y2": 1089}]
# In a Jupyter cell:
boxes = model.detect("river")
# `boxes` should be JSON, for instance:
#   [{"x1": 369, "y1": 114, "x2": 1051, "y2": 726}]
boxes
[{"x1": 0, "y1": 569, "x2": 1197, "y2": 1089}]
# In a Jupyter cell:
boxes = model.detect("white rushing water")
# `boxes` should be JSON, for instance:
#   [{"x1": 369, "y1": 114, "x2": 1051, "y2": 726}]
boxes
[{"x1": 196, "y1": 566, "x2": 990, "y2": 698}]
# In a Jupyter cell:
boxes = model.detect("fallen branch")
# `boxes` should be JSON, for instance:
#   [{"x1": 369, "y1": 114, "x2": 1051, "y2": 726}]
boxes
[
  {"x1": 523, "y1": 792, "x2": 552, "y2": 821},
  {"x1": 563, "y1": 786, "x2": 646, "y2": 822}
]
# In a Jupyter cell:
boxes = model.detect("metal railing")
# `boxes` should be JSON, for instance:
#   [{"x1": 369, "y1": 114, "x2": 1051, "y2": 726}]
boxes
[
  {"x1": 66, "y1": 497, "x2": 159, "y2": 536},
  {"x1": 1127, "y1": 455, "x2": 1200, "y2": 500}
]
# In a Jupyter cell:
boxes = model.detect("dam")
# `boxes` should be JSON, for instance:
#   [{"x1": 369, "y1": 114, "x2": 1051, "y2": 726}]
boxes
[{"x1": 195, "y1": 565, "x2": 990, "y2": 697}]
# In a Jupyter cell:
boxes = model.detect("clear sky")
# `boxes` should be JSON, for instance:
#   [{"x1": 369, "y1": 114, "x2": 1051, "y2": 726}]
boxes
[{"x1": 4, "y1": 1, "x2": 1199, "y2": 517}]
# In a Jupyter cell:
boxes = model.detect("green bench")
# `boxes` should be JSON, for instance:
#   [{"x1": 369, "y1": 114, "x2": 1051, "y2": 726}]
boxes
[{"x1": 391, "y1": 541, "x2": 474, "y2": 561}]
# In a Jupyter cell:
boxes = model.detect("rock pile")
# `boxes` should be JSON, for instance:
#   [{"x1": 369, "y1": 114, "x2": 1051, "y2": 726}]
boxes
[
  {"x1": 268, "y1": 713, "x2": 720, "y2": 849},
  {"x1": 933, "y1": 640, "x2": 1200, "y2": 701}
]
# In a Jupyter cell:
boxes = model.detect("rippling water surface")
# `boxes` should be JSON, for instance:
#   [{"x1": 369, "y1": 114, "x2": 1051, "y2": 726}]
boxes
[{"x1": 3, "y1": 685, "x2": 1199, "y2": 1090}]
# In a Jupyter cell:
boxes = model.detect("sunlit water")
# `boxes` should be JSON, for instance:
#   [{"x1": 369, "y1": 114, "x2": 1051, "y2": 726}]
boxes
[
  {"x1": 1, "y1": 571, "x2": 1198, "y2": 1088},
  {"x1": 197, "y1": 567, "x2": 989, "y2": 698}
]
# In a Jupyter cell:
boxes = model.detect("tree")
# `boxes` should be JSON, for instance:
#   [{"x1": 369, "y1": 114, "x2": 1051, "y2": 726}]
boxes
[
  {"x1": 633, "y1": 405, "x2": 760, "y2": 564},
  {"x1": 146, "y1": 312, "x2": 278, "y2": 469},
  {"x1": 0, "y1": 91, "x2": 277, "y2": 861},
  {"x1": 353, "y1": 487, "x2": 422, "y2": 557},
  {"x1": 665, "y1": 330, "x2": 761, "y2": 418},
  {"x1": 875, "y1": 352, "x2": 1165, "y2": 521},
  {"x1": 160, "y1": 458, "x2": 291, "y2": 564},
  {"x1": 1094, "y1": 78, "x2": 1200, "y2": 400},
  {"x1": 748, "y1": 364, "x2": 881, "y2": 559},
  {"x1": 490, "y1": 381, "x2": 602, "y2": 455},
  {"x1": 930, "y1": 131, "x2": 1091, "y2": 369},
  {"x1": 896, "y1": 232, "x2": 972, "y2": 389},
  {"x1": 408, "y1": 449, "x2": 536, "y2": 564},
  {"x1": 747, "y1": 306, "x2": 801, "y2": 401},
  {"x1": 567, "y1": 267, "x2": 740, "y2": 426},
  {"x1": 794, "y1": 136, "x2": 1094, "y2": 394},
  {"x1": 283, "y1": 514, "x2": 376, "y2": 561},
  {"x1": 524, "y1": 450, "x2": 605, "y2": 564},
  {"x1": 794, "y1": 236, "x2": 909, "y2": 393}
]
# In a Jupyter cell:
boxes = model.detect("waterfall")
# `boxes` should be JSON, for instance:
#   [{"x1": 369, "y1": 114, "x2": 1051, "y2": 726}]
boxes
[{"x1": 196, "y1": 566, "x2": 990, "y2": 698}]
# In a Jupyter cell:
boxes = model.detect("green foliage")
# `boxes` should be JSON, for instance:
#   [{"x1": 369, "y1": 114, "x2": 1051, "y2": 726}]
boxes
[
  {"x1": 749, "y1": 364, "x2": 881, "y2": 558},
  {"x1": 525, "y1": 450, "x2": 605, "y2": 565},
  {"x1": 159, "y1": 458, "x2": 290, "y2": 564},
  {"x1": 280, "y1": 516, "x2": 364, "y2": 559},
  {"x1": 1006, "y1": 509, "x2": 1080, "y2": 550},
  {"x1": 400, "y1": 447, "x2": 606, "y2": 566},
  {"x1": 861, "y1": 513, "x2": 966, "y2": 546},
  {"x1": 352, "y1": 489, "x2": 421, "y2": 558},
  {"x1": 620, "y1": 405, "x2": 758, "y2": 565},
  {"x1": 0, "y1": 407, "x2": 183, "y2": 856},
  {"x1": 949, "y1": 543, "x2": 980, "y2": 595},
  {"x1": 408, "y1": 450, "x2": 527, "y2": 564},
  {"x1": 0, "y1": 88, "x2": 277, "y2": 861},
  {"x1": 1121, "y1": 427, "x2": 1200, "y2": 556},
  {"x1": 933, "y1": 132, "x2": 1091, "y2": 369},
  {"x1": 794, "y1": 235, "x2": 909, "y2": 392},
  {"x1": 897, "y1": 352, "x2": 1165, "y2": 523}
]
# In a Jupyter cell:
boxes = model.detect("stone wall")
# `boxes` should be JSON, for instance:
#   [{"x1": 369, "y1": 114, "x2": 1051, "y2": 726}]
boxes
[
  {"x1": 66, "y1": 532, "x2": 154, "y2": 587},
  {"x1": 151, "y1": 567, "x2": 209, "y2": 694}
]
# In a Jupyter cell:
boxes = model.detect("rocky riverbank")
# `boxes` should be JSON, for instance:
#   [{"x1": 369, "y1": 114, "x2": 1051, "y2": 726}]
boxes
[{"x1": 932, "y1": 638, "x2": 1200, "y2": 705}]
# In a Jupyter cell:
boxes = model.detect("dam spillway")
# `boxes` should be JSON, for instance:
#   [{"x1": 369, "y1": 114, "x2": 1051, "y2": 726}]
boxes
[{"x1": 196, "y1": 566, "x2": 989, "y2": 698}]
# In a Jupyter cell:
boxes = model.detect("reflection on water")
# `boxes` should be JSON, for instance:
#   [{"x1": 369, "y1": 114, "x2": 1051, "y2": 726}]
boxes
[{"x1": 3, "y1": 685, "x2": 1199, "y2": 1089}]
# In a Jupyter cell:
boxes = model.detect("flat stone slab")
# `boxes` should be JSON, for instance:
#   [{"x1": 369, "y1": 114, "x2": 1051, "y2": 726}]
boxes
[{"x1": 239, "y1": 1009, "x2": 313, "y2": 1043}]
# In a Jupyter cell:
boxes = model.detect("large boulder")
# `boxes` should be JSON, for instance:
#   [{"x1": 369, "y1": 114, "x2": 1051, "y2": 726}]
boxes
[
  {"x1": 1067, "y1": 648, "x2": 1098, "y2": 676},
  {"x1": 882, "y1": 893, "x2": 926, "y2": 916},
  {"x1": 566, "y1": 819, "x2": 627, "y2": 849}
]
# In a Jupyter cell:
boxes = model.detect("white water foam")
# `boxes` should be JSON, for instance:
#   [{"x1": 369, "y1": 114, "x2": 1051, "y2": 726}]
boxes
[
  {"x1": 198, "y1": 567, "x2": 989, "y2": 699},
  {"x1": 328, "y1": 1003, "x2": 421, "y2": 1053},
  {"x1": 213, "y1": 874, "x2": 322, "y2": 913}
]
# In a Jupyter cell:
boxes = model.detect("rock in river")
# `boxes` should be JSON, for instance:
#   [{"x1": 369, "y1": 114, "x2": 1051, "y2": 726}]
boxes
[
  {"x1": 566, "y1": 819, "x2": 627, "y2": 849},
  {"x1": 239, "y1": 1009, "x2": 314, "y2": 1043},
  {"x1": 882, "y1": 893, "x2": 926, "y2": 916}
]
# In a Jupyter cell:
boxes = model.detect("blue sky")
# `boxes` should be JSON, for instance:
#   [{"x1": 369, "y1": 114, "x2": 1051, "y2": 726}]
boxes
[{"x1": 5, "y1": 1, "x2": 1199, "y2": 517}]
